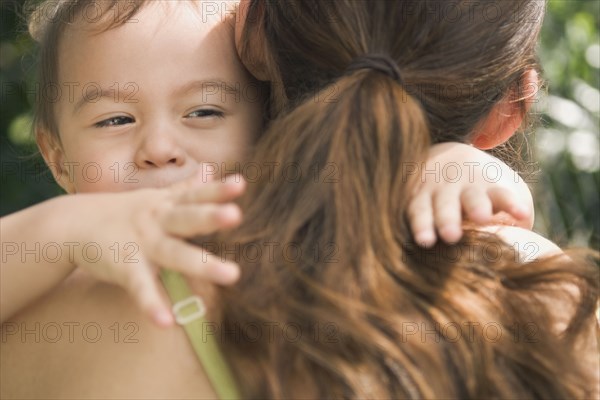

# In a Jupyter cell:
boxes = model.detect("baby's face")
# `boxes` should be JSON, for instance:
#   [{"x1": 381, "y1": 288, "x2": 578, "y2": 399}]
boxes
[{"x1": 48, "y1": 2, "x2": 262, "y2": 193}]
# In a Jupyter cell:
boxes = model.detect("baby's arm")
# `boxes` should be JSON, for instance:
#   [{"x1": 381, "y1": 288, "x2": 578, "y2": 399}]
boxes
[
  {"x1": 1, "y1": 196, "x2": 77, "y2": 323},
  {"x1": 408, "y1": 142, "x2": 533, "y2": 247},
  {"x1": 0, "y1": 174, "x2": 244, "y2": 326}
]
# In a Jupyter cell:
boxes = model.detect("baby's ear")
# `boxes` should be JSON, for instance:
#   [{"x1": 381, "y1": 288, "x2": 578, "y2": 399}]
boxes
[
  {"x1": 471, "y1": 69, "x2": 539, "y2": 150},
  {"x1": 36, "y1": 130, "x2": 76, "y2": 193}
]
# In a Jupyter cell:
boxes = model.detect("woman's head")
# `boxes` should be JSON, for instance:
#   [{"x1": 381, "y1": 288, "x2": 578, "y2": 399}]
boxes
[
  {"x1": 238, "y1": 0, "x2": 542, "y2": 147},
  {"x1": 230, "y1": 0, "x2": 546, "y2": 262}
]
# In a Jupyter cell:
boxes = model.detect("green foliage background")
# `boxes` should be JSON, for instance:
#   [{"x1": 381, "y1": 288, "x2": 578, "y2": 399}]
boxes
[{"x1": 1, "y1": 0, "x2": 598, "y2": 248}]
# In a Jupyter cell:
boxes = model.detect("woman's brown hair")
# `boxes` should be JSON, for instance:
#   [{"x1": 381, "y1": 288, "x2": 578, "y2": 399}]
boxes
[{"x1": 212, "y1": 1, "x2": 599, "y2": 398}]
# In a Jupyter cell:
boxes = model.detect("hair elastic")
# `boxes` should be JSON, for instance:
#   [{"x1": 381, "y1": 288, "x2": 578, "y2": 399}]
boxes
[{"x1": 345, "y1": 54, "x2": 403, "y2": 84}]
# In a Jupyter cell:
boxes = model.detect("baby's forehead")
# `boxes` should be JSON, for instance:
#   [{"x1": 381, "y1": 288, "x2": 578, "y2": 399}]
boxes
[
  {"x1": 53, "y1": 0, "x2": 255, "y2": 109},
  {"x1": 64, "y1": 0, "x2": 238, "y2": 37},
  {"x1": 57, "y1": 0, "x2": 241, "y2": 73}
]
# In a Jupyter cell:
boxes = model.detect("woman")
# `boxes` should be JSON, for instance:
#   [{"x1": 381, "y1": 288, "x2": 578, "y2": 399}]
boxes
[
  {"x1": 215, "y1": 0, "x2": 599, "y2": 398},
  {"x1": 2, "y1": 1, "x2": 598, "y2": 399}
]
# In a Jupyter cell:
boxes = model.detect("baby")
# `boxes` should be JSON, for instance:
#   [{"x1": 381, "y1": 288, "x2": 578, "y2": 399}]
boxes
[{"x1": 1, "y1": 0, "x2": 533, "y2": 327}]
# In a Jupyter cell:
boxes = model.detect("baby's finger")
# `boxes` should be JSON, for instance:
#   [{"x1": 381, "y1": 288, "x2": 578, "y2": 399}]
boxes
[
  {"x1": 433, "y1": 190, "x2": 463, "y2": 243},
  {"x1": 149, "y1": 236, "x2": 240, "y2": 285},
  {"x1": 487, "y1": 187, "x2": 530, "y2": 221},
  {"x1": 168, "y1": 171, "x2": 213, "y2": 193},
  {"x1": 460, "y1": 187, "x2": 493, "y2": 224},
  {"x1": 136, "y1": 204, "x2": 240, "y2": 285},
  {"x1": 174, "y1": 174, "x2": 246, "y2": 205},
  {"x1": 169, "y1": 164, "x2": 216, "y2": 192},
  {"x1": 123, "y1": 261, "x2": 174, "y2": 327},
  {"x1": 407, "y1": 192, "x2": 436, "y2": 247},
  {"x1": 162, "y1": 203, "x2": 242, "y2": 237}
]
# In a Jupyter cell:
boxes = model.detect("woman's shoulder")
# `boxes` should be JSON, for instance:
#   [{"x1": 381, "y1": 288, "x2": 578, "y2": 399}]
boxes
[
  {"x1": 0, "y1": 269, "x2": 217, "y2": 399},
  {"x1": 478, "y1": 225, "x2": 562, "y2": 262}
]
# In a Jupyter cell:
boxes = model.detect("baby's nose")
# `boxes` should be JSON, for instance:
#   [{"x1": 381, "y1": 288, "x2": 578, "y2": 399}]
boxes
[{"x1": 135, "y1": 132, "x2": 186, "y2": 169}]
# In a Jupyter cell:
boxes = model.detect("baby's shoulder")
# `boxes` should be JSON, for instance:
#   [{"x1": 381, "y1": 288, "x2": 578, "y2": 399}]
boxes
[{"x1": 1, "y1": 269, "x2": 216, "y2": 399}]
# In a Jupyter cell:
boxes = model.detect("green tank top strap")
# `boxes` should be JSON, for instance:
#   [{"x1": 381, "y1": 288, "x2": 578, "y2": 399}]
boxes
[{"x1": 160, "y1": 269, "x2": 241, "y2": 400}]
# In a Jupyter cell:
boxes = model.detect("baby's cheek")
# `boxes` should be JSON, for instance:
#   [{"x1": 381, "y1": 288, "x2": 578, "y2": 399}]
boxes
[
  {"x1": 69, "y1": 149, "x2": 145, "y2": 192},
  {"x1": 74, "y1": 178, "x2": 121, "y2": 194},
  {"x1": 187, "y1": 128, "x2": 248, "y2": 164}
]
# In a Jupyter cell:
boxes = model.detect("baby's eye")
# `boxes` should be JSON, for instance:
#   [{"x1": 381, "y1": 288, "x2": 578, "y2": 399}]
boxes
[
  {"x1": 185, "y1": 109, "x2": 225, "y2": 119},
  {"x1": 94, "y1": 116, "x2": 134, "y2": 128}
]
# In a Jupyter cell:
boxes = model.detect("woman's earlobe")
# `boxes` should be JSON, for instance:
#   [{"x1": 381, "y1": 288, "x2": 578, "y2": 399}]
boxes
[
  {"x1": 471, "y1": 101, "x2": 523, "y2": 150},
  {"x1": 472, "y1": 69, "x2": 539, "y2": 150}
]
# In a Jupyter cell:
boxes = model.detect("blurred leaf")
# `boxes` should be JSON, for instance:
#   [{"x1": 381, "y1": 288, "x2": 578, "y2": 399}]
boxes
[{"x1": 8, "y1": 112, "x2": 34, "y2": 146}]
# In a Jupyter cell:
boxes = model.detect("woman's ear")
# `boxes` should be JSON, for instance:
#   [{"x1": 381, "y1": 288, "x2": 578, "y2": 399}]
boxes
[
  {"x1": 471, "y1": 69, "x2": 539, "y2": 150},
  {"x1": 235, "y1": 0, "x2": 270, "y2": 81},
  {"x1": 36, "y1": 131, "x2": 76, "y2": 193}
]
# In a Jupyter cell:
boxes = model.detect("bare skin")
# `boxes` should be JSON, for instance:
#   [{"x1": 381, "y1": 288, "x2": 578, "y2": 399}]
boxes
[{"x1": 1, "y1": 269, "x2": 218, "y2": 399}]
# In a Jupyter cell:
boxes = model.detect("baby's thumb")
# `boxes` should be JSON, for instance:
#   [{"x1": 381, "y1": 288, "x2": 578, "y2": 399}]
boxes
[{"x1": 170, "y1": 164, "x2": 216, "y2": 192}]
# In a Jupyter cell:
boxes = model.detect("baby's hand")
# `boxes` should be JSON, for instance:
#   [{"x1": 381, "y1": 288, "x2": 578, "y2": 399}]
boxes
[
  {"x1": 407, "y1": 143, "x2": 533, "y2": 247},
  {"x1": 65, "y1": 172, "x2": 245, "y2": 326}
]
